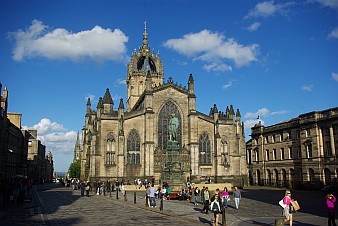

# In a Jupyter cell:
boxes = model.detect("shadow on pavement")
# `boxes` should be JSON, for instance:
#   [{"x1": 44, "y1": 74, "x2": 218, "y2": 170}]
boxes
[{"x1": 241, "y1": 188, "x2": 328, "y2": 218}]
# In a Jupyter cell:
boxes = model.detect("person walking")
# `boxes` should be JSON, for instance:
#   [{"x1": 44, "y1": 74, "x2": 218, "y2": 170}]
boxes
[
  {"x1": 233, "y1": 186, "x2": 241, "y2": 210},
  {"x1": 85, "y1": 181, "x2": 90, "y2": 197},
  {"x1": 202, "y1": 187, "x2": 210, "y2": 214},
  {"x1": 211, "y1": 193, "x2": 221, "y2": 226},
  {"x1": 221, "y1": 187, "x2": 229, "y2": 208},
  {"x1": 194, "y1": 187, "x2": 200, "y2": 205},
  {"x1": 149, "y1": 184, "x2": 157, "y2": 208},
  {"x1": 80, "y1": 180, "x2": 85, "y2": 197},
  {"x1": 283, "y1": 190, "x2": 293, "y2": 226},
  {"x1": 326, "y1": 193, "x2": 337, "y2": 226}
]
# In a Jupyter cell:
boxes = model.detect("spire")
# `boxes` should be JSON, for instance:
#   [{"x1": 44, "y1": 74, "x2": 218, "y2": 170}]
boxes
[
  {"x1": 236, "y1": 109, "x2": 241, "y2": 117},
  {"x1": 86, "y1": 97, "x2": 91, "y2": 115},
  {"x1": 230, "y1": 105, "x2": 235, "y2": 115},
  {"x1": 188, "y1": 73, "x2": 195, "y2": 94},
  {"x1": 75, "y1": 132, "x2": 80, "y2": 147},
  {"x1": 188, "y1": 73, "x2": 194, "y2": 84},
  {"x1": 97, "y1": 97, "x2": 103, "y2": 109},
  {"x1": 103, "y1": 88, "x2": 113, "y2": 104},
  {"x1": 213, "y1": 104, "x2": 218, "y2": 114},
  {"x1": 143, "y1": 21, "x2": 148, "y2": 46},
  {"x1": 118, "y1": 98, "x2": 124, "y2": 109}
]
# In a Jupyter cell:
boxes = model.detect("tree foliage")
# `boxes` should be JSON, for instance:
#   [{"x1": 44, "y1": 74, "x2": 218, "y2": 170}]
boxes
[{"x1": 68, "y1": 160, "x2": 80, "y2": 178}]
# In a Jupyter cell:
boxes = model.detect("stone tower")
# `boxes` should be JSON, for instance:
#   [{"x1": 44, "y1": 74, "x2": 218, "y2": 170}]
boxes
[{"x1": 126, "y1": 21, "x2": 164, "y2": 112}]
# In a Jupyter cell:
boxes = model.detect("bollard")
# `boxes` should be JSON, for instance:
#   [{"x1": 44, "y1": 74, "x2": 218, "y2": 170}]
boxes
[
  {"x1": 160, "y1": 198, "x2": 163, "y2": 211},
  {"x1": 222, "y1": 207, "x2": 226, "y2": 226},
  {"x1": 134, "y1": 192, "x2": 136, "y2": 204},
  {"x1": 274, "y1": 219, "x2": 284, "y2": 226},
  {"x1": 110, "y1": 189, "x2": 111, "y2": 197},
  {"x1": 116, "y1": 189, "x2": 119, "y2": 200},
  {"x1": 124, "y1": 191, "x2": 127, "y2": 201}
]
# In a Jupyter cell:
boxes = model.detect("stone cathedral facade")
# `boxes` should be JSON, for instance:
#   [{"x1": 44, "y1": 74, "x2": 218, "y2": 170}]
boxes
[{"x1": 78, "y1": 24, "x2": 248, "y2": 186}]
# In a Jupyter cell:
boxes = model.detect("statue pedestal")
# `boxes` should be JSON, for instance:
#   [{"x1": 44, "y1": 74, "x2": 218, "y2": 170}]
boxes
[{"x1": 161, "y1": 143, "x2": 185, "y2": 191}]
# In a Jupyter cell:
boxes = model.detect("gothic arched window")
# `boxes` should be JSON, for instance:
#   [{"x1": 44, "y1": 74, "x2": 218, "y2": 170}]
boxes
[
  {"x1": 199, "y1": 132, "x2": 211, "y2": 165},
  {"x1": 158, "y1": 101, "x2": 181, "y2": 149},
  {"x1": 127, "y1": 129, "x2": 140, "y2": 164},
  {"x1": 105, "y1": 133, "x2": 116, "y2": 165},
  {"x1": 221, "y1": 139, "x2": 229, "y2": 165}
]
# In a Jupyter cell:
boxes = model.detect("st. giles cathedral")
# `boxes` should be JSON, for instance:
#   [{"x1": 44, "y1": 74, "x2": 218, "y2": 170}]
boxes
[{"x1": 75, "y1": 22, "x2": 248, "y2": 187}]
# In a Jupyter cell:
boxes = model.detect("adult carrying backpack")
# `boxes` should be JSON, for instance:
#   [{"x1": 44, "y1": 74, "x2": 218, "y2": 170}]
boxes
[{"x1": 212, "y1": 202, "x2": 220, "y2": 213}]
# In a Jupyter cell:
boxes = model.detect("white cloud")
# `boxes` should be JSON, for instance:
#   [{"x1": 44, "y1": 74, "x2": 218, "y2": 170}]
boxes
[
  {"x1": 23, "y1": 118, "x2": 77, "y2": 154},
  {"x1": 301, "y1": 84, "x2": 314, "y2": 92},
  {"x1": 23, "y1": 118, "x2": 66, "y2": 135},
  {"x1": 245, "y1": 1, "x2": 295, "y2": 19},
  {"x1": 271, "y1": 110, "x2": 290, "y2": 115},
  {"x1": 222, "y1": 80, "x2": 237, "y2": 89},
  {"x1": 328, "y1": 27, "x2": 338, "y2": 39},
  {"x1": 203, "y1": 62, "x2": 232, "y2": 72},
  {"x1": 163, "y1": 29, "x2": 259, "y2": 70},
  {"x1": 332, "y1": 72, "x2": 338, "y2": 82},
  {"x1": 311, "y1": 0, "x2": 338, "y2": 10},
  {"x1": 115, "y1": 78, "x2": 126, "y2": 85},
  {"x1": 244, "y1": 119, "x2": 265, "y2": 129},
  {"x1": 8, "y1": 20, "x2": 129, "y2": 62},
  {"x1": 247, "y1": 22, "x2": 261, "y2": 32},
  {"x1": 244, "y1": 108, "x2": 270, "y2": 118}
]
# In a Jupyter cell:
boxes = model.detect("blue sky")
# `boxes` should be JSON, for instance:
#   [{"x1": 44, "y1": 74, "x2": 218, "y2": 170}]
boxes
[{"x1": 1, "y1": 0, "x2": 337, "y2": 172}]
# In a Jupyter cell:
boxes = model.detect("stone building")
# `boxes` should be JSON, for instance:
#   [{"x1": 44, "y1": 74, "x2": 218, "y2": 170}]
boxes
[
  {"x1": 247, "y1": 107, "x2": 338, "y2": 189},
  {"x1": 0, "y1": 84, "x2": 54, "y2": 183},
  {"x1": 0, "y1": 85, "x2": 29, "y2": 181},
  {"x1": 27, "y1": 129, "x2": 53, "y2": 183},
  {"x1": 79, "y1": 23, "x2": 247, "y2": 187}
]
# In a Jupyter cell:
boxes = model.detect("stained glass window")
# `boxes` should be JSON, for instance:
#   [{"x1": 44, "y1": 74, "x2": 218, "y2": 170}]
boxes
[
  {"x1": 127, "y1": 129, "x2": 140, "y2": 164},
  {"x1": 199, "y1": 132, "x2": 211, "y2": 165},
  {"x1": 158, "y1": 101, "x2": 181, "y2": 149}
]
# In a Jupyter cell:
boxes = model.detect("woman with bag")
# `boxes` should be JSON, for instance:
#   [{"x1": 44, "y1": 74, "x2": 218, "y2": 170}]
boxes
[
  {"x1": 221, "y1": 187, "x2": 229, "y2": 208},
  {"x1": 283, "y1": 190, "x2": 293, "y2": 226}
]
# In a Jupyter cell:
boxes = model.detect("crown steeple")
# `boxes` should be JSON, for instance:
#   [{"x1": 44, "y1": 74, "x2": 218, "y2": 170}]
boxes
[
  {"x1": 126, "y1": 22, "x2": 164, "y2": 112},
  {"x1": 143, "y1": 21, "x2": 148, "y2": 47}
]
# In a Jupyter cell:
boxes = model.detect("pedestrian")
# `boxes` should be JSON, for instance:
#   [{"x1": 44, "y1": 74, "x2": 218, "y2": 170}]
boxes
[
  {"x1": 202, "y1": 187, "x2": 210, "y2": 214},
  {"x1": 80, "y1": 180, "x2": 85, "y2": 197},
  {"x1": 194, "y1": 187, "x2": 200, "y2": 205},
  {"x1": 233, "y1": 186, "x2": 241, "y2": 209},
  {"x1": 221, "y1": 186, "x2": 229, "y2": 208},
  {"x1": 146, "y1": 184, "x2": 151, "y2": 207},
  {"x1": 121, "y1": 183, "x2": 127, "y2": 201},
  {"x1": 282, "y1": 190, "x2": 293, "y2": 226},
  {"x1": 210, "y1": 193, "x2": 221, "y2": 226},
  {"x1": 149, "y1": 184, "x2": 157, "y2": 208},
  {"x1": 326, "y1": 193, "x2": 337, "y2": 226},
  {"x1": 85, "y1": 181, "x2": 90, "y2": 197},
  {"x1": 201, "y1": 186, "x2": 205, "y2": 205}
]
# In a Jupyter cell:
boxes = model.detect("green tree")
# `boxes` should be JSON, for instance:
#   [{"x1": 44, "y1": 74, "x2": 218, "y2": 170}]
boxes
[{"x1": 68, "y1": 160, "x2": 80, "y2": 178}]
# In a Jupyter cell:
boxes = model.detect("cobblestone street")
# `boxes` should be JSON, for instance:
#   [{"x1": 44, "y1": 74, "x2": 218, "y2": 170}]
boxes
[{"x1": 0, "y1": 183, "x2": 330, "y2": 225}]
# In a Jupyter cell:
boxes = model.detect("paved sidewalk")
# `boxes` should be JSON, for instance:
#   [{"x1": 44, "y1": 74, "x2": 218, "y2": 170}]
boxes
[
  {"x1": 0, "y1": 184, "x2": 332, "y2": 225},
  {"x1": 120, "y1": 189, "x2": 328, "y2": 226}
]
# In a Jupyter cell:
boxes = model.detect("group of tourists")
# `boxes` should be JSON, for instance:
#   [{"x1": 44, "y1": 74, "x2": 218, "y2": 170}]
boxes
[{"x1": 197, "y1": 186, "x2": 241, "y2": 226}]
